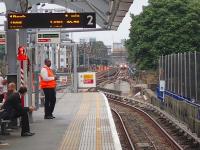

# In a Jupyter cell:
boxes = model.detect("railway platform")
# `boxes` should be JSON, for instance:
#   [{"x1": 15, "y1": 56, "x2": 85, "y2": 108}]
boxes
[{"x1": 0, "y1": 91, "x2": 121, "y2": 150}]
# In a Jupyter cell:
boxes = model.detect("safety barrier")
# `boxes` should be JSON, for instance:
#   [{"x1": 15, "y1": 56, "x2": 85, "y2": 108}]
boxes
[{"x1": 150, "y1": 87, "x2": 200, "y2": 137}]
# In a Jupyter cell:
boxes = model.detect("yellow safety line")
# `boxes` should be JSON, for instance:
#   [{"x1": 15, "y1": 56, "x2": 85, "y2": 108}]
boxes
[
  {"x1": 58, "y1": 93, "x2": 90, "y2": 150},
  {"x1": 96, "y1": 94, "x2": 102, "y2": 150}
]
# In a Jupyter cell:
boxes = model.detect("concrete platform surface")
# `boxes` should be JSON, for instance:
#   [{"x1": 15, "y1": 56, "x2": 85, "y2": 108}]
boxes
[{"x1": 0, "y1": 92, "x2": 121, "y2": 150}]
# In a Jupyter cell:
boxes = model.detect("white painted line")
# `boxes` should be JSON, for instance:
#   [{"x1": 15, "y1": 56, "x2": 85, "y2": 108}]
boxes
[{"x1": 100, "y1": 92, "x2": 122, "y2": 150}]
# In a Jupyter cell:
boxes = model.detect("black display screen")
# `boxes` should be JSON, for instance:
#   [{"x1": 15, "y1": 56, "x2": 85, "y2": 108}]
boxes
[{"x1": 8, "y1": 13, "x2": 96, "y2": 29}]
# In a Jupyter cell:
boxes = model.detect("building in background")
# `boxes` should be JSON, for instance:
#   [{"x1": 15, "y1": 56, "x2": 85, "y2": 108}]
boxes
[
  {"x1": 89, "y1": 38, "x2": 96, "y2": 43},
  {"x1": 80, "y1": 37, "x2": 96, "y2": 44},
  {"x1": 111, "y1": 39, "x2": 128, "y2": 65},
  {"x1": 106, "y1": 45, "x2": 112, "y2": 56}
]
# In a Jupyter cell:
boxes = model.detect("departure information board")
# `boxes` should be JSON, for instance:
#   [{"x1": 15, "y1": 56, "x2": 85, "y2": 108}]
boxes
[{"x1": 8, "y1": 13, "x2": 96, "y2": 29}]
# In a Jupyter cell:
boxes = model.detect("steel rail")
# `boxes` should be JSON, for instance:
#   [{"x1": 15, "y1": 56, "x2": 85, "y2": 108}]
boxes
[
  {"x1": 111, "y1": 108, "x2": 135, "y2": 150},
  {"x1": 109, "y1": 97, "x2": 184, "y2": 150}
]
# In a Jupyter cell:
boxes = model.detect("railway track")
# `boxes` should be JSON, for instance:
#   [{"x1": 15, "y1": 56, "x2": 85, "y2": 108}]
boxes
[
  {"x1": 105, "y1": 93, "x2": 200, "y2": 150},
  {"x1": 96, "y1": 68, "x2": 200, "y2": 149},
  {"x1": 109, "y1": 98, "x2": 182, "y2": 150},
  {"x1": 111, "y1": 108, "x2": 135, "y2": 150}
]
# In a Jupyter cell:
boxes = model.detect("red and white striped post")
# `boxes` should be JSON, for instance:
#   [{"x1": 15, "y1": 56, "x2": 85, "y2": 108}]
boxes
[
  {"x1": 20, "y1": 60, "x2": 25, "y2": 107},
  {"x1": 20, "y1": 61, "x2": 24, "y2": 86},
  {"x1": 17, "y1": 46, "x2": 27, "y2": 107}
]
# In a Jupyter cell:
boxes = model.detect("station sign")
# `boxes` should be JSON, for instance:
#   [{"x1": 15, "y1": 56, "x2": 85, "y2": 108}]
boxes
[
  {"x1": 7, "y1": 13, "x2": 96, "y2": 29},
  {"x1": 37, "y1": 32, "x2": 60, "y2": 44},
  {"x1": 78, "y1": 72, "x2": 96, "y2": 88},
  {"x1": 159, "y1": 80, "x2": 165, "y2": 92},
  {"x1": 0, "y1": 32, "x2": 6, "y2": 45}
]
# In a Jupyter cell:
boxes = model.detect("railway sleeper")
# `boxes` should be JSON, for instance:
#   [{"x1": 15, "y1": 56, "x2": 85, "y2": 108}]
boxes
[
  {"x1": 153, "y1": 109, "x2": 158, "y2": 113},
  {"x1": 162, "y1": 120, "x2": 172, "y2": 126},
  {"x1": 182, "y1": 134, "x2": 196, "y2": 145},
  {"x1": 171, "y1": 126, "x2": 180, "y2": 133},
  {"x1": 191, "y1": 141, "x2": 200, "y2": 148},
  {"x1": 183, "y1": 136, "x2": 193, "y2": 144},
  {"x1": 167, "y1": 120, "x2": 174, "y2": 126},
  {"x1": 158, "y1": 116, "x2": 166, "y2": 120},
  {"x1": 182, "y1": 138, "x2": 193, "y2": 146},
  {"x1": 159, "y1": 118, "x2": 168, "y2": 124},
  {"x1": 177, "y1": 129, "x2": 185, "y2": 136}
]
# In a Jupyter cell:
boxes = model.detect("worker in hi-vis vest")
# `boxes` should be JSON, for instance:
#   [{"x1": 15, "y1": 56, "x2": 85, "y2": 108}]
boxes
[{"x1": 40, "y1": 59, "x2": 57, "y2": 119}]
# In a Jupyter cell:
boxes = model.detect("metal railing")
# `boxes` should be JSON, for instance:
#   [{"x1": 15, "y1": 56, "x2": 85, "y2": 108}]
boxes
[{"x1": 159, "y1": 51, "x2": 200, "y2": 104}]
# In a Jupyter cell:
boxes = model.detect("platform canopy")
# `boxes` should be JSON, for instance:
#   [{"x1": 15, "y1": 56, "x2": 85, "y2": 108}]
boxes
[{"x1": 4, "y1": 0, "x2": 133, "y2": 30}]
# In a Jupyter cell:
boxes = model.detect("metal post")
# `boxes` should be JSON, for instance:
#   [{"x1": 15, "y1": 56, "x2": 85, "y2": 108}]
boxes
[
  {"x1": 170, "y1": 54, "x2": 172, "y2": 91},
  {"x1": 189, "y1": 52, "x2": 191, "y2": 98},
  {"x1": 195, "y1": 51, "x2": 197, "y2": 101},
  {"x1": 87, "y1": 54, "x2": 90, "y2": 67},
  {"x1": 174, "y1": 54, "x2": 176, "y2": 93},
  {"x1": 178, "y1": 53, "x2": 181, "y2": 95},
  {"x1": 34, "y1": 42, "x2": 40, "y2": 110},
  {"x1": 27, "y1": 43, "x2": 33, "y2": 107},
  {"x1": 159, "y1": 56, "x2": 161, "y2": 81},
  {"x1": 6, "y1": 29, "x2": 18, "y2": 84},
  {"x1": 162, "y1": 55, "x2": 164, "y2": 80},
  {"x1": 184, "y1": 52, "x2": 187, "y2": 97},
  {"x1": 73, "y1": 44, "x2": 78, "y2": 93},
  {"x1": 164, "y1": 55, "x2": 167, "y2": 87},
  {"x1": 83, "y1": 47, "x2": 86, "y2": 66},
  {"x1": 167, "y1": 55, "x2": 169, "y2": 90}
]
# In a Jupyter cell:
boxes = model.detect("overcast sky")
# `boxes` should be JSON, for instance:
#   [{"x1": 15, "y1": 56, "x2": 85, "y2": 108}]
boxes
[{"x1": 0, "y1": 0, "x2": 148, "y2": 45}]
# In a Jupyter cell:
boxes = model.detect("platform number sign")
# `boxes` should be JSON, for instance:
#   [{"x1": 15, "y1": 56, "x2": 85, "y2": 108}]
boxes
[
  {"x1": 87, "y1": 15, "x2": 94, "y2": 25},
  {"x1": 8, "y1": 13, "x2": 96, "y2": 29}
]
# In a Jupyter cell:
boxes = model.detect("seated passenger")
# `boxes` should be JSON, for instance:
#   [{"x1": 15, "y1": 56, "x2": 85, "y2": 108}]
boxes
[
  {"x1": 3, "y1": 82, "x2": 16, "y2": 103},
  {"x1": 1, "y1": 86, "x2": 35, "y2": 136}
]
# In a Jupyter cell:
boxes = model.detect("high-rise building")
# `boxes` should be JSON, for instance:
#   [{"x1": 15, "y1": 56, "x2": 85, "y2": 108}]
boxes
[
  {"x1": 111, "y1": 39, "x2": 128, "y2": 65},
  {"x1": 89, "y1": 38, "x2": 96, "y2": 43},
  {"x1": 80, "y1": 38, "x2": 87, "y2": 44}
]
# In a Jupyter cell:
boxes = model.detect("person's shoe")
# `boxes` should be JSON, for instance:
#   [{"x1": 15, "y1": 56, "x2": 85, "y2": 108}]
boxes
[
  {"x1": 2, "y1": 132, "x2": 10, "y2": 136},
  {"x1": 44, "y1": 116, "x2": 54, "y2": 119},
  {"x1": 51, "y1": 115, "x2": 55, "y2": 118},
  {"x1": 0, "y1": 141, "x2": 9, "y2": 146},
  {"x1": 21, "y1": 132, "x2": 35, "y2": 137}
]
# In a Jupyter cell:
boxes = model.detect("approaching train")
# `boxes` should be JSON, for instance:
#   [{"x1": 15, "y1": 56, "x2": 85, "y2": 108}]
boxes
[{"x1": 119, "y1": 63, "x2": 128, "y2": 69}]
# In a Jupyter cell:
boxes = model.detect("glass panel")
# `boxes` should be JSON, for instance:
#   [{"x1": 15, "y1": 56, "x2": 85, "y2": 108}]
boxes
[
  {"x1": 179, "y1": 53, "x2": 183, "y2": 96},
  {"x1": 163, "y1": 56, "x2": 165, "y2": 80},
  {"x1": 190, "y1": 52, "x2": 196, "y2": 100},
  {"x1": 174, "y1": 54, "x2": 178, "y2": 94},
  {"x1": 186, "y1": 53, "x2": 190, "y2": 98},
  {"x1": 170, "y1": 54, "x2": 174, "y2": 91},
  {"x1": 196, "y1": 52, "x2": 200, "y2": 104},
  {"x1": 166, "y1": 55, "x2": 169, "y2": 90},
  {"x1": 168, "y1": 55, "x2": 172, "y2": 91}
]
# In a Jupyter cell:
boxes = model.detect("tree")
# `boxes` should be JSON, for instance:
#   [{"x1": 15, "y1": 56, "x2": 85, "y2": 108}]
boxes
[{"x1": 125, "y1": 0, "x2": 200, "y2": 70}]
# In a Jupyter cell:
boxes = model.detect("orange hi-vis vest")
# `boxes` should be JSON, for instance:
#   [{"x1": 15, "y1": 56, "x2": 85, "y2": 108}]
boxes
[{"x1": 40, "y1": 66, "x2": 56, "y2": 89}]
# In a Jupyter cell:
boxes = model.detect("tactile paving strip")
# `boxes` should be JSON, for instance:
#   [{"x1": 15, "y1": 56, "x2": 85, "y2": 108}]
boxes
[{"x1": 58, "y1": 93, "x2": 116, "y2": 150}]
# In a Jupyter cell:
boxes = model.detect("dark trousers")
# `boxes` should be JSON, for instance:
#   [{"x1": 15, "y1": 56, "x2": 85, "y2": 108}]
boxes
[
  {"x1": 14, "y1": 108, "x2": 30, "y2": 134},
  {"x1": 20, "y1": 109, "x2": 30, "y2": 134},
  {"x1": 43, "y1": 88, "x2": 56, "y2": 117},
  {"x1": 0, "y1": 94, "x2": 4, "y2": 103}
]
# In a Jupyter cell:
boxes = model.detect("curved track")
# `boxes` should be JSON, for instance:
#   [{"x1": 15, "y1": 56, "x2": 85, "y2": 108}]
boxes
[
  {"x1": 111, "y1": 108, "x2": 135, "y2": 150},
  {"x1": 108, "y1": 96, "x2": 183, "y2": 150}
]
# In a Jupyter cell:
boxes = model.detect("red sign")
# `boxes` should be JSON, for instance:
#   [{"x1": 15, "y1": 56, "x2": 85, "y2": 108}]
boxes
[
  {"x1": 38, "y1": 38, "x2": 51, "y2": 43},
  {"x1": 0, "y1": 38, "x2": 5, "y2": 45},
  {"x1": 17, "y1": 55, "x2": 28, "y2": 60},
  {"x1": 17, "y1": 46, "x2": 28, "y2": 61},
  {"x1": 84, "y1": 79, "x2": 94, "y2": 84}
]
